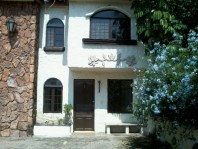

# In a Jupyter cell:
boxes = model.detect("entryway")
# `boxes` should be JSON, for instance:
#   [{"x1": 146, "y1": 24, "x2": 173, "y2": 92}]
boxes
[{"x1": 74, "y1": 79, "x2": 95, "y2": 131}]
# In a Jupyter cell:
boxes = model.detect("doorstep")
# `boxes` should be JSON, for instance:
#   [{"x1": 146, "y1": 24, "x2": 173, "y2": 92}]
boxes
[{"x1": 33, "y1": 125, "x2": 72, "y2": 137}]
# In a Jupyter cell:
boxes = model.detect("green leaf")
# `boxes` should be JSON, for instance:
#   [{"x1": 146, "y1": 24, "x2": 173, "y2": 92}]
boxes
[
  {"x1": 145, "y1": 30, "x2": 150, "y2": 37},
  {"x1": 135, "y1": 11, "x2": 144, "y2": 19},
  {"x1": 153, "y1": 11, "x2": 163, "y2": 20}
]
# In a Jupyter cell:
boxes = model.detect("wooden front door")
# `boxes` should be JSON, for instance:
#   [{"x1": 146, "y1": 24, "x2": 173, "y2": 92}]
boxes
[{"x1": 74, "y1": 79, "x2": 95, "y2": 131}]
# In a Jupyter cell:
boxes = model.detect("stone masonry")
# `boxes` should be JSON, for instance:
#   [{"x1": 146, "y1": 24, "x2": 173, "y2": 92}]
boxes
[{"x1": 0, "y1": 2, "x2": 40, "y2": 137}]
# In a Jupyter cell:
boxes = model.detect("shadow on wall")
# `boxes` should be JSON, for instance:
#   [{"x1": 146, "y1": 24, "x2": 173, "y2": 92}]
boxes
[
  {"x1": 67, "y1": 70, "x2": 73, "y2": 106},
  {"x1": 82, "y1": 42, "x2": 145, "y2": 69},
  {"x1": 110, "y1": 113, "x2": 138, "y2": 123}
]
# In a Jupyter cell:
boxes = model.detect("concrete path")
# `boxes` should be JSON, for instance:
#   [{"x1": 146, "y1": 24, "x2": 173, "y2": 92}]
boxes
[{"x1": 0, "y1": 133, "x2": 142, "y2": 149}]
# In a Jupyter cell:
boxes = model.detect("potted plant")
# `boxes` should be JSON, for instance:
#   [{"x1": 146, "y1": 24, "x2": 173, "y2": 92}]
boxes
[{"x1": 64, "y1": 104, "x2": 73, "y2": 125}]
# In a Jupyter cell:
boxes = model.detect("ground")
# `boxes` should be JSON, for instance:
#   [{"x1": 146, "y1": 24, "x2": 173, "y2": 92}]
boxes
[
  {"x1": 0, "y1": 133, "x2": 172, "y2": 149},
  {"x1": 0, "y1": 133, "x2": 142, "y2": 149}
]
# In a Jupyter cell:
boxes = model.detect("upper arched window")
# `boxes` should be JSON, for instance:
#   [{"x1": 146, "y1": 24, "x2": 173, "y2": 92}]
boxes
[
  {"x1": 46, "y1": 18, "x2": 64, "y2": 47},
  {"x1": 90, "y1": 10, "x2": 130, "y2": 40},
  {"x1": 43, "y1": 78, "x2": 63, "y2": 113}
]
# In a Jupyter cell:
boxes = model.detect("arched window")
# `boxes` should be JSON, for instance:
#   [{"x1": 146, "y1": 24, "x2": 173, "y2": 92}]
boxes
[
  {"x1": 46, "y1": 18, "x2": 64, "y2": 47},
  {"x1": 90, "y1": 10, "x2": 130, "y2": 40},
  {"x1": 43, "y1": 78, "x2": 63, "y2": 113}
]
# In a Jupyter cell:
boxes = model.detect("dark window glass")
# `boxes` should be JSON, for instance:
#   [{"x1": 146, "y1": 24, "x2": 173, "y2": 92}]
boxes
[
  {"x1": 90, "y1": 10, "x2": 130, "y2": 40},
  {"x1": 46, "y1": 18, "x2": 64, "y2": 47},
  {"x1": 108, "y1": 80, "x2": 133, "y2": 113},
  {"x1": 43, "y1": 78, "x2": 63, "y2": 113}
]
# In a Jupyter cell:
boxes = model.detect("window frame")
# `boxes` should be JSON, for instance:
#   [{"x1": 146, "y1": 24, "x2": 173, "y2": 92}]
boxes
[
  {"x1": 90, "y1": 10, "x2": 131, "y2": 40},
  {"x1": 43, "y1": 78, "x2": 63, "y2": 113},
  {"x1": 44, "y1": 18, "x2": 65, "y2": 52},
  {"x1": 107, "y1": 79, "x2": 133, "y2": 113},
  {"x1": 82, "y1": 10, "x2": 137, "y2": 45}
]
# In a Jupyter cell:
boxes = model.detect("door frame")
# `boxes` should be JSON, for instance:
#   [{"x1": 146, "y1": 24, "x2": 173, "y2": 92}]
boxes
[{"x1": 73, "y1": 79, "x2": 95, "y2": 131}]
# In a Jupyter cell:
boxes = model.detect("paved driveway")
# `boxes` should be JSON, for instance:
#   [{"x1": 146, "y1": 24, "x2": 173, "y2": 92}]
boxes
[{"x1": 0, "y1": 133, "x2": 142, "y2": 149}]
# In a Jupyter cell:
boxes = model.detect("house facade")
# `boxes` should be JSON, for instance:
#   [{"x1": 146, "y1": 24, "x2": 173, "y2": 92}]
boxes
[
  {"x1": 36, "y1": 0, "x2": 145, "y2": 133},
  {"x1": 1, "y1": 1, "x2": 198, "y2": 149},
  {"x1": 0, "y1": 0, "x2": 146, "y2": 137}
]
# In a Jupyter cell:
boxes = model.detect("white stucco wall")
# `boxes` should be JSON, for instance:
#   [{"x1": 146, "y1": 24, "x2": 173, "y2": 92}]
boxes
[
  {"x1": 36, "y1": 1, "x2": 145, "y2": 133},
  {"x1": 69, "y1": 69, "x2": 139, "y2": 132},
  {"x1": 36, "y1": 6, "x2": 69, "y2": 124},
  {"x1": 66, "y1": 1, "x2": 145, "y2": 132},
  {"x1": 68, "y1": 1, "x2": 145, "y2": 68}
]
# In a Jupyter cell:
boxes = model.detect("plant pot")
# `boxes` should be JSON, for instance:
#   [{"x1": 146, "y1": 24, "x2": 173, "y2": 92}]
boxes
[{"x1": 65, "y1": 112, "x2": 72, "y2": 125}]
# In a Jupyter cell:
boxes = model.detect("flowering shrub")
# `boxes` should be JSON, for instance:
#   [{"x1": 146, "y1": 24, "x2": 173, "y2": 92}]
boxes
[{"x1": 134, "y1": 30, "x2": 198, "y2": 143}]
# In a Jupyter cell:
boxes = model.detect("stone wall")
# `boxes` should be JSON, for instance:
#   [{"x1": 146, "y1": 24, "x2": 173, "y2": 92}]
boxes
[{"x1": 0, "y1": 2, "x2": 40, "y2": 137}]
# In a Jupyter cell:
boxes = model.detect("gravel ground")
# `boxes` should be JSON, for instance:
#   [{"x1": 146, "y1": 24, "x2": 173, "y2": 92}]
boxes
[{"x1": 0, "y1": 133, "x2": 142, "y2": 149}]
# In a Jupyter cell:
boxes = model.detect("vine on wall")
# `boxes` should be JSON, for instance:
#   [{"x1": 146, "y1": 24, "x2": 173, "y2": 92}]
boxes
[{"x1": 88, "y1": 53, "x2": 137, "y2": 67}]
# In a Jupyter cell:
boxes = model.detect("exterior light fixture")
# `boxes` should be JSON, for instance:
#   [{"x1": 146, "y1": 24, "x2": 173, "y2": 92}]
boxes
[{"x1": 6, "y1": 17, "x2": 17, "y2": 35}]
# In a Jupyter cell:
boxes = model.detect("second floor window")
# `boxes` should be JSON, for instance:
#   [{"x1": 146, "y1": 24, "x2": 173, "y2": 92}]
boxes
[
  {"x1": 90, "y1": 10, "x2": 130, "y2": 40},
  {"x1": 46, "y1": 18, "x2": 64, "y2": 47}
]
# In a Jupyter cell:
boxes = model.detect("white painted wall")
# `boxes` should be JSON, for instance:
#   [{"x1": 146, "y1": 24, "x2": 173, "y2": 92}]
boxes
[
  {"x1": 34, "y1": 126, "x2": 71, "y2": 137},
  {"x1": 69, "y1": 69, "x2": 139, "y2": 132},
  {"x1": 66, "y1": 1, "x2": 145, "y2": 132},
  {"x1": 36, "y1": 6, "x2": 70, "y2": 124},
  {"x1": 36, "y1": 1, "x2": 146, "y2": 133},
  {"x1": 68, "y1": 1, "x2": 146, "y2": 68}
]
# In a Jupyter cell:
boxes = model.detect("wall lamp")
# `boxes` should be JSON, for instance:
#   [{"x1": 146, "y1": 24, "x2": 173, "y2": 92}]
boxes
[{"x1": 6, "y1": 17, "x2": 17, "y2": 35}]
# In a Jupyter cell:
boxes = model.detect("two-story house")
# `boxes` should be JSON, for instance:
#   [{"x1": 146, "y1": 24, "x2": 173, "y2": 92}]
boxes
[{"x1": 36, "y1": 0, "x2": 145, "y2": 134}]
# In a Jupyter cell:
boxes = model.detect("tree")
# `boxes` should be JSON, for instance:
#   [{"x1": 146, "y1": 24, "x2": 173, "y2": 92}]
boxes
[
  {"x1": 131, "y1": 0, "x2": 198, "y2": 47},
  {"x1": 134, "y1": 30, "x2": 198, "y2": 145},
  {"x1": 131, "y1": 0, "x2": 198, "y2": 146}
]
